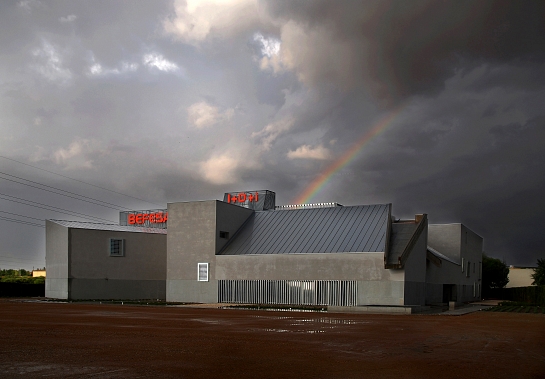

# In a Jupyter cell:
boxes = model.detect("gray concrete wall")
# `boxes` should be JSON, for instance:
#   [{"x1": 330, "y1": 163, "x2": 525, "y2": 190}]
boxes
[
  {"x1": 45, "y1": 221, "x2": 69, "y2": 299},
  {"x1": 69, "y1": 279, "x2": 165, "y2": 300},
  {"x1": 403, "y1": 222, "x2": 428, "y2": 306},
  {"x1": 426, "y1": 224, "x2": 483, "y2": 303},
  {"x1": 428, "y1": 224, "x2": 462, "y2": 263},
  {"x1": 215, "y1": 253, "x2": 399, "y2": 281},
  {"x1": 166, "y1": 200, "x2": 253, "y2": 302},
  {"x1": 67, "y1": 228, "x2": 166, "y2": 300},
  {"x1": 215, "y1": 201, "x2": 254, "y2": 253},
  {"x1": 357, "y1": 280, "x2": 405, "y2": 306},
  {"x1": 216, "y1": 253, "x2": 406, "y2": 306}
]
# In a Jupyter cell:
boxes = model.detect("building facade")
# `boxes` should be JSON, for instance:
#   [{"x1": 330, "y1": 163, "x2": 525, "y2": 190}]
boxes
[{"x1": 45, "y1": 190, "x2": 483, "y2": 308}]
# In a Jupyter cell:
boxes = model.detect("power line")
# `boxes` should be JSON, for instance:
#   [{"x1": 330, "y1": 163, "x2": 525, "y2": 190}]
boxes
[
  {"x1": 0, "y1": 215, "x2": 45, "y2": 228},
  {"x1": 0, "y1": 192, "x2": 115, "y2": 223},
  {"x1": 0, "y1": 171, "x2": 133, "y2": 211},
  {"x1": 0, "y1": 155, "x2": 163, "y2": 207},
  {"x1": 0, "y1": 210, "x2": 46, "y2": 222}
]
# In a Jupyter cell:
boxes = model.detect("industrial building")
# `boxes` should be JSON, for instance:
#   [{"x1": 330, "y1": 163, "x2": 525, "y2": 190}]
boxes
[{"x1": 45, "y1": 190, "x2": 483, "y2": 310}]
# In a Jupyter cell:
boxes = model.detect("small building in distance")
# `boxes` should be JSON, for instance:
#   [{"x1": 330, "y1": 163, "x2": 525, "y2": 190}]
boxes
[
  {"x1": 32, "y1": 269, "x2": 46, "y2": 278},
  {"x1": 506, "y1": 266, "x2": 536, "y2": 288}
]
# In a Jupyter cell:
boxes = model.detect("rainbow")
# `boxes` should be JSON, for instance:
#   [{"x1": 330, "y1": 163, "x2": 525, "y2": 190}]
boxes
[{"x1": 292, "y1": 107, "x2": 404, "y2": 204}]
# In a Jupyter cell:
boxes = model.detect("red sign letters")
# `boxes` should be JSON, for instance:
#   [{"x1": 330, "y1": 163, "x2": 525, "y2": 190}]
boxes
[
  {"x1": 128, "y1": 212, "x2": 168, "y2": 225},
  {"x1": 226, "y1": 192, "x2": 259, "y2": 204}
]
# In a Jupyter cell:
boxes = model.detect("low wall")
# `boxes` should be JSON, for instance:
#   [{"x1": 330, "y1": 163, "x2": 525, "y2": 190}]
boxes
[
  {"x1": 0, "y1": 283, "x2": 45, "y2": 297},
  {"x1": 485, "y1": 286, "x2": 545, "y2": 306}
]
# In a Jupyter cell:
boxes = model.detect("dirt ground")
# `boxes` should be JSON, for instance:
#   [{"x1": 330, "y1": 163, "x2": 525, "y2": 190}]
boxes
[{"x1": 0, "y1": 299, "x2": 544, "y2": 379}]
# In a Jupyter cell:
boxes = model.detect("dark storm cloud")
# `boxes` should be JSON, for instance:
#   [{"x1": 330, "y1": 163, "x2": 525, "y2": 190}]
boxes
[{"x1": 263, "y1": 0, "x2": 545, "y2": 103}]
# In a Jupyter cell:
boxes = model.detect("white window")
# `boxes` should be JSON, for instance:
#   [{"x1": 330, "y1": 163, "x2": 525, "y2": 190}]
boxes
[
  {"x1": 198, "y1": 263, "x2": 209, "y2": 281},
  {"x1": 109, "y1": 238, "x2": 124, "y2": 257}
]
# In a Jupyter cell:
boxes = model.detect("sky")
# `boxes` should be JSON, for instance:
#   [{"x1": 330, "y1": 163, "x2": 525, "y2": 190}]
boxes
[{"x1": 0, "y1": 0, "x2": 544, "y2": 269}]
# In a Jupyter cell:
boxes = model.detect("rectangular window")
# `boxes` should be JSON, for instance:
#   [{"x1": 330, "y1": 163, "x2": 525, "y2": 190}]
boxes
[
  {"x1": 473, "y1": 262, "x2": 475, "y2": 273},
  {"x1": 479, "y1": 262, "x2": 482, "y2": 279},
  {"x1": 462, "y1": 258, "x2": 464, "y2": 272},
  {"x1": 466, "y1": 261, "x2": 470, "y2": 277},
  {"x1": 109, "y1": 238, "x2": 124, "y2": 257},
  {"x1": 198, "y1": 263, "x2": 209, "y2": 281},
  {"x1": 219, "y1": 231, "x2": 229, "y2": 239}
]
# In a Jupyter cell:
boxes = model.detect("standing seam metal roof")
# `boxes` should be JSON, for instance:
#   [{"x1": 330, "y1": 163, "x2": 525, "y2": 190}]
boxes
[{"x1": 218, "y1": 204, "x2": 390, "y2": 255}]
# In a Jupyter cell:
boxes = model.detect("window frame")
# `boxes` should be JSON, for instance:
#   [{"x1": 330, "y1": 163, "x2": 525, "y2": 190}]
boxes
[
  {"x1": 109, "y1": 238, "x2": 125, "y2": 257},
  {"x1": 198, "y1": 263, "x2": 209, "y2": 282}
]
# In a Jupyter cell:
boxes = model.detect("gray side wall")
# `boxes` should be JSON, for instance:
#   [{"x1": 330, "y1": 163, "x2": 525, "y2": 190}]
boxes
[
  {"x1": 403, "y1": 222, "x2": 428, "y2": 306},
  {"x1": 428, "y1": 224, "x2": 462, "y2": 262},
  {"x1": 425, "y1": 259, "x2": 461, "y2": 304},
  {"x1": 166, "y1": 200, "x2": 253, "y2": 303},
  {"x1": 215, "y1": 201, "x2": 254, "y2": 253},
  {"x1": 68, "y1": 228, "x2": 166, "y2": 300},
  {"x1": 460, "y1": 224, "x2": 483, "y2": 301},
  {"x1": 45, "y1": 221, "x2": 69, "y2": 299},
  {"x1": 426, "y1": 224, "x2": 483, "y2": 303}
]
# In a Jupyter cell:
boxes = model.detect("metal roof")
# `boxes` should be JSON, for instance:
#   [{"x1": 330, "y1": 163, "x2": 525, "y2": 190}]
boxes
[
  {"x1": 48, "y1": 220, "x2": 167, "y2": 234},
  {"x1": 218, "y1": 204, "x2": 390, "y2": 255}
]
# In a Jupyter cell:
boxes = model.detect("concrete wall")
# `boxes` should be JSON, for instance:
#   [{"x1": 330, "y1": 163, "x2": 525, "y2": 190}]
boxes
[
  {"x1": 166, "y1": 200, "x2": 253, "y2": 303},
  {"x1": 425, "y1": 260, "x2": 460, "y2": 304},
  {"x1": 427, "y1": 224, "x2": 483, "y2": 303},
  {"x1": 45, "y1": 221, "x2": 69, "y2": 299},
  {"x1": 216, "y1": 253, "x2": 406, "y2": 306},
  {"x1": 215, "y1": 201, "x2": 254, "y2": 254},
  {"x1": 403, "y1": 222, "x2": 428, "y2": 306},
  {"x1": 428, "y1": 224, "x2": 462, "y2": 263},
  {"x1": 68, "y1": 228, "x2": 166, "y2": 300}
]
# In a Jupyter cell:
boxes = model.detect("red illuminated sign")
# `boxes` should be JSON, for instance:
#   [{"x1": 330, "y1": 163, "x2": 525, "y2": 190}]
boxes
[
  {"x1": 226, "y1": 192, "x2": 259, "y2": 204},
  {"x1": 128, "y1": 212, "x2": 168, "y2": 225}
]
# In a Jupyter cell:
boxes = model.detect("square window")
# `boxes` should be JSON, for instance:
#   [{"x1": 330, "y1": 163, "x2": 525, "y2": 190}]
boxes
[
  {"x1": 109, "y1": 238, "x2": 124, "y2": 257},
  {"x1": 198, "y1": 263, "x2": 209, "y2": 281}
]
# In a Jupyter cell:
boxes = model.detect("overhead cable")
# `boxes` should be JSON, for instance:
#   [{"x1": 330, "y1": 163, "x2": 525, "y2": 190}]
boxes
[
  {"x1": 0, "y1": 171, "x2": 133, "y2": 211},
  {"x1": 0, "y1": 192, "x2": 115, "y2": 223},
  {"x1": 0, "y1": 155, "x2": 163, "y2": 207}
]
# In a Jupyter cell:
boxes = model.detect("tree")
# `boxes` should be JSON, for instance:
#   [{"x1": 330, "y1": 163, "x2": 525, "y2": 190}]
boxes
[
  {"x1": 482, "y1": 254, "x2": 509, "y2": 290},
  {"x1": 531, "y1": 258, "x2": 545, "y2": 285}
]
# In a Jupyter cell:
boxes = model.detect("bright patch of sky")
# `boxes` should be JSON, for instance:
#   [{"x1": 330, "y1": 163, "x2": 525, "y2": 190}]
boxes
[
  {"x1": 142, "y1": 53, "x2": 179, "y2": 72},
  {"x1": 253, "y1": 33, "x2": 280, "y2": 58},
  {"x1": 87, "y1": 61, "x2": 138, "y2": 77},
  {"x1": 31, "y1": 41, "x2": 72, "y2": 83}
]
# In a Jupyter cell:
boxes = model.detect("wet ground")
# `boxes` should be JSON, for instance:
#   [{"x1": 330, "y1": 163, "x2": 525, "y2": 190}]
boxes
[{"x1": 1, "y1": 299, "x2": 544, "y2": 378}]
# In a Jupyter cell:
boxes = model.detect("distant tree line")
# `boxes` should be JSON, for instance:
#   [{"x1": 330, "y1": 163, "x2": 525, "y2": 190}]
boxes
[{"x1": 0, "y1": 268, "x2": 45, "y2": 284}]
